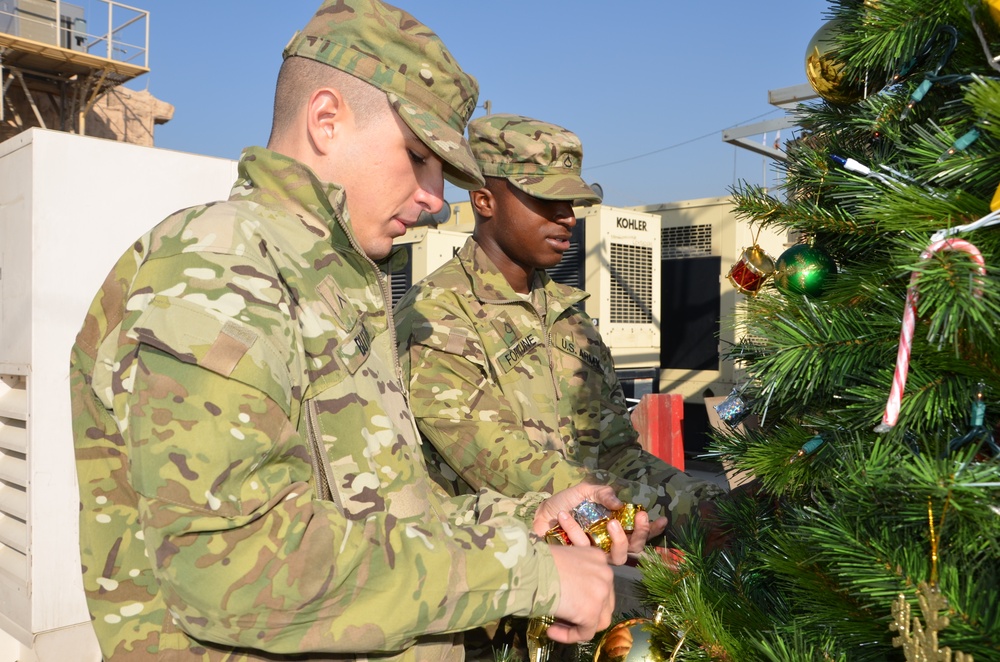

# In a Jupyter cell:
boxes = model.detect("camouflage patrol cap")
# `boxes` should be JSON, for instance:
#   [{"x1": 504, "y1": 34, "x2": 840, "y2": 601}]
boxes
[
  {"x1": 468, "y1": 113, "x2": 602, "y2": 203},
  {"x1": 284, "y1": 0, "x2": 485, "y2": 189}
]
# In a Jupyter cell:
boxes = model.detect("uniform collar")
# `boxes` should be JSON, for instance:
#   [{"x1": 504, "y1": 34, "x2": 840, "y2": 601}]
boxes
[
  {"x1": 458, "y1": 237, "x2": 588, "y2": 316},
  {"x1": 229, "y1": 147, "x2": 356, "y2": 249}
]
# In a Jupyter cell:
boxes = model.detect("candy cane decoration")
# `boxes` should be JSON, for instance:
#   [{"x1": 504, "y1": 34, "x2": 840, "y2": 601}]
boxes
[{"x1": 875, "y1": 238, "x2": 987, "y2": 433}]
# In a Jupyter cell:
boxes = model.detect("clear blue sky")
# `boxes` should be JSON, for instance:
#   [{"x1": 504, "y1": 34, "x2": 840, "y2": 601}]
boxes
[{"x1": 111, "y1": 1, "x2": 829, "y2": 207}]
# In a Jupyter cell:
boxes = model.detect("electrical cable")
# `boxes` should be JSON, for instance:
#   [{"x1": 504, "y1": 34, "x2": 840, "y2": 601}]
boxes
[{"x1": 583, "y1": 108, "x2": 788, "y2": 172}]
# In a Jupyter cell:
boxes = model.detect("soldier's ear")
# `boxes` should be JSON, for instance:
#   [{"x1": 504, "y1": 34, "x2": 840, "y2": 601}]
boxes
[
  {"x1": 470, "y1": 188, "x2": 494, "y2": 218},
  {"x1": 306, "y1": 87, "x2": 347, "y2": 155}
]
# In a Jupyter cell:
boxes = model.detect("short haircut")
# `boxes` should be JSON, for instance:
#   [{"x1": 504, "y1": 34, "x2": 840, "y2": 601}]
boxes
[
  {"x1": 268, "y1": 56, "x2": 391, "y2": 144},
  {"x1": 470, "y1": 176, "x2": 509, "y2": 224},
  {"x1": 482, "y1": 176, "x2": 508, "y2": 194}
]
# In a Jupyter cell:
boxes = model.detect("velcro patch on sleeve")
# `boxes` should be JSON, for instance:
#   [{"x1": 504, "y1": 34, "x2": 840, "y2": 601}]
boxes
[
  {"x1": 201, "y1": 320, "x2": 256, "y2": 376},
  {"x1": 129, "y1": 296, "x2": 294, "y2": 416}
]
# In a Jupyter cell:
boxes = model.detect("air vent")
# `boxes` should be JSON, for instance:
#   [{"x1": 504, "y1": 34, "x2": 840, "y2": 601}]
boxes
[
  {"x1": 609, "y1": 242, "x2": 653, "y2": 324},
  {"x1": 546, "y1": 221, "x2": 584, "y2": 289},
  {"x1": 661, "y1": 224, "x2": 713, "y2": 260},
  {"x1": 388, "y1": 246, "x2": 414, "y2": 309},
  {"x1": 0, "y1": 374, "x2": 28, "y2": 584}
]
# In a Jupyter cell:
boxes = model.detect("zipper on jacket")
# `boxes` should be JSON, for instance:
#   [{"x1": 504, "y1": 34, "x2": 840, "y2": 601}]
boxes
[
  {"x1": 336, "y1": 217, "x2": 406, "y2": 385},
  {"x1": 305, "y1": 399, "x2": 337, "y2": 505},
  {"x1": 374, "y1": 264, "x2": 404, "y2": 381},
  {"x1": 532, "y1": 302, "x2": 562, "y2": 401}
]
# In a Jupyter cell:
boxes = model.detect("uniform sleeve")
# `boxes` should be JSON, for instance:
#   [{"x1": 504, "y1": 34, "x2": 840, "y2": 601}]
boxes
[
  {"x1": 398, "y1": 293, "x2": 593, "y2": 498},
  {"x1": 590, "y1": 358, "x2": 727, "y2": 523},
  {"x1": 120, "y1": 259, "x2": 560, "y2": 655},
  {"x1": 398, "y1": 288, "x2": 725, "y2": 527}
]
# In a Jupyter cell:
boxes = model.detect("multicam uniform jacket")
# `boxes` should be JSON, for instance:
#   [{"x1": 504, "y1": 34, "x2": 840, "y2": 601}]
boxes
[
  {"x1": 70, "y1": 148, "x2": 560, "y2": 662},
  {"x1": 395, "y1": 238, "x2": 724, "y2": 524}
]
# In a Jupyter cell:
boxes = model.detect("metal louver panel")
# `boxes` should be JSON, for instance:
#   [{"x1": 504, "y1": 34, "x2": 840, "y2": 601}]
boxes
[
  {"x1": 0, "y1": 422, "x2": 26, "y2": 454},
  {"x1": 0, "y1": 452, "x2": 26, "y2": 489},
  {"x1": 608, "y1": 242, "x2": 653, "y2": 325},
  {"x1": 0, "y1": 513, "x2": 26, "y2": 554},
  {"x1": 0, "y1": 386, "x2": 26, "y2": 422},
  {"x1": 0, "y1": 483, "x2": 26, "y2": 521},
  {"x1": 0, "y1": 376, "x2": 28, "y2": 582},
  {"x1": 546, "y1": 221, "x2": 585, "y2": 290},
  {"x1": 0, "y1": 546, "x2": 26, "y2": 584},
  {"x1": 661, "y1": 223, "x2": 713, "y2": 259},
  {"x1": 388, "y1": 246, "x2": 414, "y2": 309}
]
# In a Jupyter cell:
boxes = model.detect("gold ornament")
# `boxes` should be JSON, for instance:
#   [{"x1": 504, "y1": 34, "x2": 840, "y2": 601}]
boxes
[
  {"x1": 593, "y1": 608, "x2": 684, "y2": 662},
  {"x1": 805, "y1": 18, "x2": 866, "y2": 105},
  {"x1": 594, "y1": 618, "x2": 660, "y2": 662},
  {"x1": 544, "y1": 502, "x2": 646, "y2": 551},
  {"x1": 527, "y1": 615, "x2": 555, "y2": 662},
  {"x1": 889, "y1": 582, "x2": 974, "y2": 661},
  {"x1": 987, "y1": 0, "x2": 1000, "y2": 29},
  {"x1": 614, "y1": 503, "x2": 644, "y2": 532},
  {"x1": 535, "y1": 502, "x2": 649, "y2": 662}
]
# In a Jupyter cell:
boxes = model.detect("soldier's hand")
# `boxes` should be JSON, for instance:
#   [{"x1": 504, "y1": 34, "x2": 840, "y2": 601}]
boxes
[
  {"x1": 546, "y1": 545, "x2": 615, "y2": 644},
  {"x1": 533, "y1": 483, "x2": 630, "y2": 564},
  {"x1": 534, "y1": 483, "x2": 663, "y2": 565},
  {"x1": 625, "y1": 509, "x2": 668, "y2": 555},
  {"x1": 532, "y1": 483, "x2": 623, "y2": 535}
]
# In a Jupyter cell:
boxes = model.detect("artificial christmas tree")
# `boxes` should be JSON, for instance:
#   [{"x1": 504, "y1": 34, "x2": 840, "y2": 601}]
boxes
[{"x1": 638, "y1": 1, "x2": 1000, "y2": 660}]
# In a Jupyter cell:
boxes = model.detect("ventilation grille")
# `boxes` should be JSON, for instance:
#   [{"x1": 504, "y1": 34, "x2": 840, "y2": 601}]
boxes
[
  {"x1": 609, "y1": 242, "x2": 653, "y2": 324},
  {"x1": 388, "y1": 247, "x2": 414, "y2": 309},
  {"x1": 546, "y1": 222, "x2": 584, "y2": 289},
  {"x1": 0, "y1": 374, "x2": 28, "y2": 585},
  {"x1": 661, "y1": 224, "x2": 713, "y2": 260}
]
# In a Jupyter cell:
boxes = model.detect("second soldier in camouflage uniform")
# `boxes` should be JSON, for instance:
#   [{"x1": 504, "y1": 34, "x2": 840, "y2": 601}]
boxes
[
  {"x1": 396, "y1": 114, "x2": 726, "y2": 533},
  {"x1": 70, "y1": 8, "x2": 628, "y2": 661}
]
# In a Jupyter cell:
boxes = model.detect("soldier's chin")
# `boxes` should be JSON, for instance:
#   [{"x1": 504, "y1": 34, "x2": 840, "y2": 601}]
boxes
[
  {"x1": 363, "y1": 238, "x2": 394, "y2": 261},
  {"x1": 540, "y1": 250, "x2": 566, "y2": 268}
]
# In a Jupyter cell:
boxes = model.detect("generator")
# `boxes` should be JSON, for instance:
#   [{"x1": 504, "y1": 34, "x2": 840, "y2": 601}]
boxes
[
  {"x1": 388, "y1": 227, "x2": 469, "y2": 307},
  {"x1": 547, "y1": 205, "x2": 662, "y2": 399}
]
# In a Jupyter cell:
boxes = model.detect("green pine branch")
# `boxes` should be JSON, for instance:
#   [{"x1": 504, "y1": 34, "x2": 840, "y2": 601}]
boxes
[{"x1": 641, "y1": 1, "x2": 1000, "y2": 658}]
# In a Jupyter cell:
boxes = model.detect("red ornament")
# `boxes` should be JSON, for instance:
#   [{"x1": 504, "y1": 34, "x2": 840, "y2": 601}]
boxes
[{"x1": 727, "y1": 244, "x2": 776, "y2": 295}]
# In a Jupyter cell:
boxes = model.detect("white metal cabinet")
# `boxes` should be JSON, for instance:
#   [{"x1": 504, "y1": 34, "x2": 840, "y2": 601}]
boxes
[
  {"x1": 630, "y1": 196, "x2": 787, "y2": 400},
  {"x1": 0, "y1": 128, "x2": 236, "y2": 660}
]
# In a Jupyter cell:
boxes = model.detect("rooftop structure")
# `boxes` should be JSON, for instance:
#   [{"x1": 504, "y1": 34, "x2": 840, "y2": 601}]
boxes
[{"x1": 0, "y1": 0, "x2": 152, "y2": 141}]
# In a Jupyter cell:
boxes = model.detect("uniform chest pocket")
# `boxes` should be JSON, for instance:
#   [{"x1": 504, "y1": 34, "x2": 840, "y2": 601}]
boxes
[
  {"x1": 485, "y1": 309, "x2": 545, "y2": 377},
  {"x1": 302, "y1": 276, "x2": 374, "y2": 393}
]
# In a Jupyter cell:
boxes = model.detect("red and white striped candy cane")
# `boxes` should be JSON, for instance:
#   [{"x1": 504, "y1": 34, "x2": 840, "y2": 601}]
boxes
[{"x1": 875, "y1": 238, "x2": 987, "y2": 432}]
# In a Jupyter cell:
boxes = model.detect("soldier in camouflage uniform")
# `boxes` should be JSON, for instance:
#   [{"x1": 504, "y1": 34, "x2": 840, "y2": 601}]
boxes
[
  {"x1": 69, "y1": 6, "x2": 642, "y2": 661},
  {"x1": 395, "y1": 114, "x2": 726, "y2": 536}
]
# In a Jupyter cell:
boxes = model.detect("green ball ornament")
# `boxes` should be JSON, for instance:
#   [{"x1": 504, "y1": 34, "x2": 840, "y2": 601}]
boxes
[{"x1": 773, "y1": 245, "x2": 837, "y2": 297}]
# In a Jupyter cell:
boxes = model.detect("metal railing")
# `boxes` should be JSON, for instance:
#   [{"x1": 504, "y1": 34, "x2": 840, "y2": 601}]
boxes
[{"x1": 0, "y1": 0, "x2": 148, "y2": 69}]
